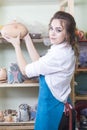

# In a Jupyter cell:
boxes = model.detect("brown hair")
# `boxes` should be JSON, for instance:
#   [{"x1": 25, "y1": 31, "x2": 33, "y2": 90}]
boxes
[{"x1": 49, "y1": 11, "x2": 79, "y2": 57}]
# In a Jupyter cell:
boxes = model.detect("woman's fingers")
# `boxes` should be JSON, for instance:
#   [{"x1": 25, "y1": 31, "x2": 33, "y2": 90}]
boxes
[
  {"x1": 23, "y1": 33, "x2": 29, "y2": 40},
  {"x1": 17, "y1": 32, "x2": 21, "y2": 39},
  {"x1": 2, "y1": 34, "x2": 12, "y2": 42},
  {"x1": 2, "y1": 33, "x2": 21, "y2": 47}
]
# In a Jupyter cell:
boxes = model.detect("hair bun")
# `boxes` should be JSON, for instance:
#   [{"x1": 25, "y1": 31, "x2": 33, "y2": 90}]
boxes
[{"x1": 1, "y1": 21, "x2": 28, "y2": 39}]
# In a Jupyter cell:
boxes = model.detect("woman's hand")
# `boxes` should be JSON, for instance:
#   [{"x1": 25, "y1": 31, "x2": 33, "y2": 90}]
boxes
[
  {"x1": 23, "y1": 33, "x2": 31, "y2": 42},
  {"x1": 2, "y1": 33, "x2": 21, "y2": 48}
]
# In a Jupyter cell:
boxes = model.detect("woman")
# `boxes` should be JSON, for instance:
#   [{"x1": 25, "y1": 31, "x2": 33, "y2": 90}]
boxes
[{"x1": 2, "y1": 11, "x2": 78, "y2": 130}]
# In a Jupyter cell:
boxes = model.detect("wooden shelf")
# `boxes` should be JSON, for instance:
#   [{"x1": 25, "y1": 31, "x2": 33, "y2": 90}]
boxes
[
  {"x1": 0, "y1": 121, "x2": 34, "y2": 130},
  {"x1": 0, "y1": 82, "x2": 39, "y2": 88},
  {"x1": 75, "y1": 95, "x2": 87, "y2": 100},
  {"x1": 32, "y1": 38, "x2": 43, "y2": 43},
  {"x1": 76, "y1": 67, "x2": 87, "y2": 72},
  {"x1": 79, "y1": 40, "x2": 87, "y2": 42}
]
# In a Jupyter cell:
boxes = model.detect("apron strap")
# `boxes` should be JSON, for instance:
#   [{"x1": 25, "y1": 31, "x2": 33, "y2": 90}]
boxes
[{"x1": 65, "y1": 102, "x2": 72, "y2": 130}]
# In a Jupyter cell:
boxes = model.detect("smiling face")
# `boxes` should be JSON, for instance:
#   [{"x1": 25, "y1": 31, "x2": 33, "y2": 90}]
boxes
[{"x1": 49, "y1": 19, "x2": 67, "y2": 45}]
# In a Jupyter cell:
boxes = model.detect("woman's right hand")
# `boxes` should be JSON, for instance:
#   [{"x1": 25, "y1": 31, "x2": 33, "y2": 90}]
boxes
[
  {"x1": 23, "y1": 33, "x2": 32, "y2": 43},
  {"x1": 2, "y1": 33, "x2": 21, "y2": 49}
]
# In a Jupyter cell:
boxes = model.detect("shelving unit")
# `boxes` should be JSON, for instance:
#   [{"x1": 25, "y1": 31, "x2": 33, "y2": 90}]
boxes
[
  {"x1": 71, "y1": 40, "x2": 87, "y2": 105},
  {"x1": 71, "y1": 68, "x2": 87, "y2": 105},
  {"x1": 0, "y1": 24, "x2": 48, "y2": 130},
  {"x1": 0, "y1": 32, "x2": 40, "y2": 130}
]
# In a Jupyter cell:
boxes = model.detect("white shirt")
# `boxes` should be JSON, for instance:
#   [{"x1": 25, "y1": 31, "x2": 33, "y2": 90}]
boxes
[{"x1": 25, "y1": 42, "x2": 76, "y2": 103}]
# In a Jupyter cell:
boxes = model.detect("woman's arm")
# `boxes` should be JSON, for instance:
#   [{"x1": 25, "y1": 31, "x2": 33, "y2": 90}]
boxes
[
  {"x1": 14, "y1": 45, "x2": 27, "y2": 75},
  {"x1": 2, "y1": 31, "x2": 40, "y2": 75},
  {"x1": 2, "y1": 34, "x2": 27, "y2": 75},
  {"x1": 24, "y1": 33, "x2": 40, "y2": 61}
]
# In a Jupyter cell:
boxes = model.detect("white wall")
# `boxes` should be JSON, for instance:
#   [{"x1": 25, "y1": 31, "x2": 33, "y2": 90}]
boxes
[
  {"x1": 0, "y1": 1, "x2": 87, "y2": 32},
  {"x1": 0, "y1": 4, "x2": 60, "y2": 34},
  {"x1": 74, "y1": 0, "x2": 87, "y2": 31}
]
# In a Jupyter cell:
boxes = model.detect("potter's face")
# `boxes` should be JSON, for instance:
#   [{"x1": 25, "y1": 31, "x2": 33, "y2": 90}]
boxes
[{"x1": 49, "y1": 19, "x2": 67, "y2": 45}]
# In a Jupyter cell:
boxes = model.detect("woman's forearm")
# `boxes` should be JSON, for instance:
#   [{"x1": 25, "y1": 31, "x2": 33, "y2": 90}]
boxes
[
  {"x1": 24, "y1": 34, "x2": 40, "y2": 61},
  {"x1": 15, "y1": 45, "x2": 27, "y2": 75}
]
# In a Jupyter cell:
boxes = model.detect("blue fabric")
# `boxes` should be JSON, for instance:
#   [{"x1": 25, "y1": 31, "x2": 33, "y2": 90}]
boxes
[{"x1": 34, "y1": 75, "x2": 64, "y2": 130}]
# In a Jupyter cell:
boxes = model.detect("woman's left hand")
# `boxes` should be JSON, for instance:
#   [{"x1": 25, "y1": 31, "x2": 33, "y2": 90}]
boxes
[{"x1": 2, "y1": 33, "x2": 21, "y2": 48}]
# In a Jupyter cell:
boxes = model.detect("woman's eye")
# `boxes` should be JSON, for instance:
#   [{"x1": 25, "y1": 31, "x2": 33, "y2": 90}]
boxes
[
  {"x1": 49, "y1": 26, "x2": 63, "y2": 33},
  {"x1": 56, "y1": 29, "x2": 62, "y2": 32}
]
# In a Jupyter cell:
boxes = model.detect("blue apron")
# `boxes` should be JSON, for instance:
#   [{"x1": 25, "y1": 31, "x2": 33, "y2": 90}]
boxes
[{"x1": 34, "y1": 75, "x2": 64, "y2": 130}]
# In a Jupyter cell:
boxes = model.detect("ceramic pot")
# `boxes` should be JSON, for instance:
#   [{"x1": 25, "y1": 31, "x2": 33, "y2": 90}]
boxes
[{"x1": 0, "y1": 68, "x2": 7, "y2": 80}]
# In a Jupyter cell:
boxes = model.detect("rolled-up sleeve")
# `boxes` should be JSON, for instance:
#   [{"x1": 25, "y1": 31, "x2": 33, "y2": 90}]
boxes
[
  {"x1": 25, "y1": 50, "x2": 65, "y2": 78},
  {"x1": 25, "y1": 56, "x2": 57, "y2": 78},
  {"x1": 25, "y1": 61, "x2": 40, "y2": 78},
  {"x1": 25, "y1": 43, "x2": 74, "y2": 78}
]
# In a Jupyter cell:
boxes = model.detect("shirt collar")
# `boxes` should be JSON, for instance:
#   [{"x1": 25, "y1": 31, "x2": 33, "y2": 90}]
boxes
[{"x1": 51, "y1": 41, "x2": 69, "y2": 49}]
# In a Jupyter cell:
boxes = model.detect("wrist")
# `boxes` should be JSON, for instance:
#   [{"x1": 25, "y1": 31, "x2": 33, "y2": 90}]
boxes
[
  {"x1": 24, "y1": 33, "x2": 32, "y2": 41},
  {"x1": 14, "y1": 44, "x2": 21, "y2": 51}
]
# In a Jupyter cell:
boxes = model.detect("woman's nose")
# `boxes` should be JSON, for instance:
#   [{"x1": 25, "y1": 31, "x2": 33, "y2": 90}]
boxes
[{"x1": 51, "y1": 29, "x2": 56, "y2": 35}]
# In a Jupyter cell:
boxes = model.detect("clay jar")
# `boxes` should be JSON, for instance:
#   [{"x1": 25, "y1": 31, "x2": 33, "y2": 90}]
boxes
[
  {"x1": 1, "y1": 21, "x2": 28, "y2": 39},
  {"x1": 4, "y1": 114, "x2": 13, "y2": 122},
  {"x1": 0, "y1": 68, "x2": 7, "y2": 80},
  {"x1": 0, "y1": 111, "x2": 4, "y2": 122}
]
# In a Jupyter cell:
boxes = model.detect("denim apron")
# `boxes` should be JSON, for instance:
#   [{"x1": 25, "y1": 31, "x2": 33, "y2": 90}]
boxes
[{"x1": 34, "y1": 75, "x2": 64, "y2": 130}]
